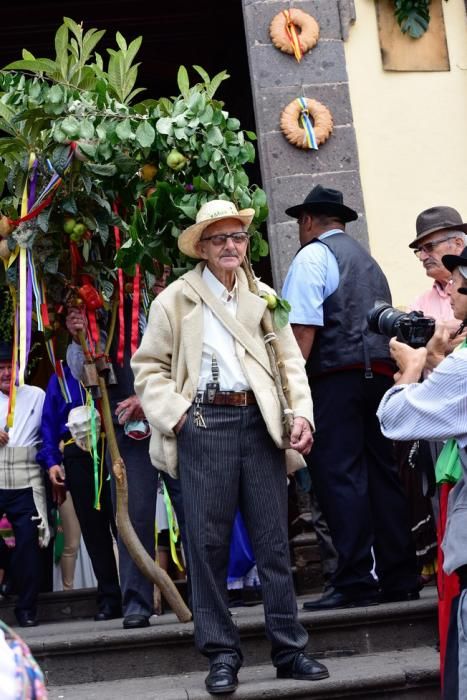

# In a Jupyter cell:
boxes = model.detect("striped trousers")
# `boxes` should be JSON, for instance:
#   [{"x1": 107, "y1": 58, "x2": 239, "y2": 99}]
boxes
[{"x1": 177, "y1": 403, "x2": 308, "y2": 669}]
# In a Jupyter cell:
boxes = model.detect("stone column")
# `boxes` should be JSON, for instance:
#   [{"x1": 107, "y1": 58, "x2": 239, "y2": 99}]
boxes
[{"x1": 242, "y1": 0, "x2": 366, "y2": 289}]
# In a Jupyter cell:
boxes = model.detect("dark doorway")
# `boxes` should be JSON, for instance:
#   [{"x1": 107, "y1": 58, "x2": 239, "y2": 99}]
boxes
[{"x1": 0, "y1": 1, "x2": 272, "y2": 283}]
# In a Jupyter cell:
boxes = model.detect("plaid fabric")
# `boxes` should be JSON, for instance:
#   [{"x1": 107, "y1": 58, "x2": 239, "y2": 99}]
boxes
[{"x1": 0, "y1": 447, "x2": 50, "y2": 547}]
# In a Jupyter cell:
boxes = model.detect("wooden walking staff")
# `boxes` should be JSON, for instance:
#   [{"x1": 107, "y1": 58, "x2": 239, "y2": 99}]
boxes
[
  {"x1": 73, "y1": 318, "x2": 191, "y2": 623},
  {"x1": 241, "y1": 258, "x2": 295, "y2": 437}
]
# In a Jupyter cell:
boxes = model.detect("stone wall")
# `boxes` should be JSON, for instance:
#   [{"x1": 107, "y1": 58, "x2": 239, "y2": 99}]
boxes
[{"x1": 242, "y1": 0, "x2": 366, "y2": 289}]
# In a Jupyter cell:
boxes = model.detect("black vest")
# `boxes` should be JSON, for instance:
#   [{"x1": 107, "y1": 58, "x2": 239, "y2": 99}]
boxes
[{"x1": 305, "y1": 232, "x2": 392, "y2": 377}]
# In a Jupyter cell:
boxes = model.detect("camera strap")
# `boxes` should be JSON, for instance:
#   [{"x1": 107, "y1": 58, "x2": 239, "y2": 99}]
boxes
[{"x1": 362, "y1": 331, "x2": 373, "y2": 379}]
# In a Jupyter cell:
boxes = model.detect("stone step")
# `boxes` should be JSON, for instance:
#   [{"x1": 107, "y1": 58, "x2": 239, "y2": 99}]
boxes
[
  {"x1": 0, "y1": 562, "x2": 324, "y2": 625},
  {"x1": 20, "y1": 588, "x2": 438, "y2": 687},
  {"x1": 46, "y1": 646, "x2": 440, "y2": 699}
]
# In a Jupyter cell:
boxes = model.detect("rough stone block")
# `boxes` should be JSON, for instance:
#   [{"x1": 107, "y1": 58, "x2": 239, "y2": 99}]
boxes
[
  {"x1": 256, "y1": 83, "x2": 353, "y2": 134},
  {"x1": 243, "y1": 0, "x2": 341, "y2": 43},
  {"x1": 260, "y1": 126, "x2": 359, "y2": 180},
  {"x1": 248, "y1": 40, "x2": 348, "y2": 90}
]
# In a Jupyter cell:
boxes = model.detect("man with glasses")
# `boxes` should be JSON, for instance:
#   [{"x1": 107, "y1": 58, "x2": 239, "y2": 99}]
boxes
[
  {"x1": 409, "y1": 206, "x2": 467, "y2": 330},
  {"x1": 132, "y1": 199, "x2": 329, "y2": 694}
]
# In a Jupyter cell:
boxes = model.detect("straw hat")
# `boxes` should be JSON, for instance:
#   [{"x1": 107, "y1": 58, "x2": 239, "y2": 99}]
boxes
[{"x1": 178, "y1": 200, "x2": 255, "y2": 259}]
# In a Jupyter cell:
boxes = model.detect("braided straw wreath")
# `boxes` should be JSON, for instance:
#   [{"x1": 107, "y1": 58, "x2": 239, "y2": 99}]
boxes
[
  {"x1": 269, "y1": 9, "x2": 319, "y2": 57},
  {"x1": 280, "y1": 98, "x2": 333, "y2": 150}
]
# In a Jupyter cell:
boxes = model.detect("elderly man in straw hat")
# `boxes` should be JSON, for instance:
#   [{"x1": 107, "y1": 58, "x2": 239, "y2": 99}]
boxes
[{"x1": 131, "y1": 200, "x2": 329, "y2": 694}]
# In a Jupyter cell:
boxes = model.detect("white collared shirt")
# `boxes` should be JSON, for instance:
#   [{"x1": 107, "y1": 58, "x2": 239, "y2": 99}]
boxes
[
  {"x1": 198, "y1": 266, "x2": 250, "y2": 391},
  {"x1": 0, "y1": 385, "x2": 45, "y2": 446}
]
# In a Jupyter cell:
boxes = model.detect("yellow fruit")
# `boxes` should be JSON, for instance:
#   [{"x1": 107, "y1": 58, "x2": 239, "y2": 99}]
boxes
[
  {"x1": 264, "y1": 293, "x2": 278, "y2": 310},
  {"x1": 63, "y1": 218, "x2": 77, "y2": 234},
  {"x1": 140, "y1": 164, "x2": 158, "y2": 181}
]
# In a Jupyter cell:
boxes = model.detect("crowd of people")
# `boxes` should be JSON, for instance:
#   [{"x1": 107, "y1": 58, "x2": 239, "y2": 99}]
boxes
[{"x1": 0, "y1": 185, "x2": 465, "y2": 698}]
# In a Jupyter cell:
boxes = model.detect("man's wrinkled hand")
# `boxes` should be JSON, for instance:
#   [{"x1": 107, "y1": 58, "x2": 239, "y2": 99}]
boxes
[
  {"x1": 289, "y1": 417, "x2": 313, "y2": 455},
  {"x1": 389, "y1": 338, "x2": 427, "y2": 373},
  {"x1": 425, "y1": 323, "x2": 450, "y2": 370},
  {"x1": 115, "y1": 395, "x2": 145, "y2": 424},
  {"x1": 65, "y1": 306, "x2": 87, "y2": 341},
  {"x1": 49, "y1": 465, "x2": 65, "y2": 487},
  {"x1": 0, "y1": 429, "x2": 9, "y2": 447}
]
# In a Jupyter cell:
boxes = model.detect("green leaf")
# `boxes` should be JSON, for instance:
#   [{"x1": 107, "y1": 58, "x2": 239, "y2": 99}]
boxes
[
  {"x1": 394, "y1": 0, "x2": 430, "y2": 38},
  {"x1": 206, "y1": 126, "x2": 224, "y2": 147},
  {"x1": 85, "y1": 162, "x2": 117, "y2": 176},
  {"x1": 54, "y1": 23, "x2": 69, "y2": 81},
  {"x1": 252, "y1": 187, "x2": 267, "y2": 211},
  {"x1": 192, "y1": 65, "x2": 210, "y2": 83},
  {"x1": 206, "y1": 70, "x2": 229, "y2": 99},
  {"x1": 273, "y1": 304, "x2": 289, "y2": 329},
  {"x1": 226, "y1": 117, "x2": 240, "y2": 131},
  {"x1": 245, "y1": 130, "x2": 257, "y2": 141},
  {"x1": 4, "y1": 58, "x2": 58, "y2": 75},
  {"x1": 60, "y1": 116, "x2": 80, "y2": 138},
  {"x1": 79, "y1": 119, "x2": 95, "y2": 140},
  {"x1": 47, "y1": 84, "x2": 63, "y2": 105},
  {"x1": 135, "y1": 120, "x2": 155, "y2": 148},
  {"x1": 177, "y1": 66, "x2": 190, "y2": 99},
  {"x1": 116, "y1": 119, "x2": 133, "y2": 141},
  {"x1": 192, "y1": 176, "x2": 215, "y2": 193},
  {"x1": 156, "y1": 117, "x2": 172, "y2": 135}
]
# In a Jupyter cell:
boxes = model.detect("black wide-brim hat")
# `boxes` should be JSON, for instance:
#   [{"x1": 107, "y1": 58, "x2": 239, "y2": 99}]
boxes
[
  {"x1": 285, "y1": 184, "x2": 358, "y2": 223},
  {"x1": 442, "y1": 246, "x2": 467, "y2": 273}
]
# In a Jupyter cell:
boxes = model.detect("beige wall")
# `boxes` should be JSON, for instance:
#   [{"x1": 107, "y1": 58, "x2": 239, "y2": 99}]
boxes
[{"x1": 345, "y1": 0, "x2": 467, "y2": 307}]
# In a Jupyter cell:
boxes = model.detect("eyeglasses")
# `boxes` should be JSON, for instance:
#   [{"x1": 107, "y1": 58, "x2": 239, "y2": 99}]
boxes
[
  {"x1": 200, "y1": 232, "x2": 250, "y2": 246},
  {"x1": 413, "y1": 235, "x2": 458, "y2": 257}
]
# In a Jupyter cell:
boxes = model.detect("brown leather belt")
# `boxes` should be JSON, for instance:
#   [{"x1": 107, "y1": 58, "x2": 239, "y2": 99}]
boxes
[{"x1": 197, "y1": 390, "x2": 256, "y2": 407}]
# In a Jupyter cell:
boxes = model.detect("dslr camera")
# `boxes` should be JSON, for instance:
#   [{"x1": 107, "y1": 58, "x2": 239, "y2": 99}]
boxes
[{"x1": 367, "y1": 301, "x2": 436, "y2": 349}]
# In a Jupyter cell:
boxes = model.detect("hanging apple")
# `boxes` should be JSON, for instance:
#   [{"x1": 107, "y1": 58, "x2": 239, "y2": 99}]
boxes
[{"x1": 166, "y1": 149, "x2": 187, "y2": 171}]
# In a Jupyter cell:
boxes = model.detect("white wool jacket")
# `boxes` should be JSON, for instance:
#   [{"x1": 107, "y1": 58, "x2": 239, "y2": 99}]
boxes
[{"x1": 131, "y1": 262, "x2": 314, "y2": 478}]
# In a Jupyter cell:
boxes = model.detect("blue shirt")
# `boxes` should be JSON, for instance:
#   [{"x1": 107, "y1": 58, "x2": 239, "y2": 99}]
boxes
[
  {"x1": 36, "y1": 365, "x2": 86, "y2": 470},
  {"x1": 282, "y1": 230, "x2": 341, "y2": 326}
]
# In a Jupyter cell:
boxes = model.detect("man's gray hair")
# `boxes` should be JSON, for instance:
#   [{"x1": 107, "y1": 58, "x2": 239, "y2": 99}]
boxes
[{"x1": 448, "y1": 231, "x2": 467, "y2": 244}]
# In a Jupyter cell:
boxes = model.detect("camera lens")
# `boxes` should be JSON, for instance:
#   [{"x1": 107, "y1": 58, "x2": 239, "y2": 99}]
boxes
[{"x1": 367, "y1": 302, "x2": 406, "y2": 338}]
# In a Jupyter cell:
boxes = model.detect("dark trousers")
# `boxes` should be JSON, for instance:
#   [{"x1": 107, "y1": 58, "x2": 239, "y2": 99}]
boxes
[
  {"x1": 178, "y1": 404, "x2": 308, "y2": 669},
  {"x1": 109, "y1": 426, "x2": 187, "y2": 618},
  {"x1": 0, "y1": 488, "x2": 41, "y2": 616},
  {"x1": 443, "y1": 566, "x2": 467, "y2": 699},
  {"x1": 63, "y1": 443, "x2": 121, "y2": 612},
  {"x1": 308, "y1": 370, "x2": 418, "y2": 594}
]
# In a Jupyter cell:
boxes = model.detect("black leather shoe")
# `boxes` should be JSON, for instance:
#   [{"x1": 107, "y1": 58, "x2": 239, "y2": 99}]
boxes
[
  {"x1": 205, "y1": 663, "x2": 239, "y2": 695},
  {"x1": 277, "y1": 652, "x2": 329, "y2": 681},
  {"x1": 16, "y1": 611, "x2": 38, "y2": 628},
  {"x1": 381, "y1": 589, "x2": 420, "y2": 603},
  {"x1": 303, "y1": 589, "x2": 380, "y2": 611},
  {"x1": 123, "y1": 614, "x2": 150, "y2": 629},
  {"x1": 94, "y1": 608, "x2": 122, "y2": 622}
]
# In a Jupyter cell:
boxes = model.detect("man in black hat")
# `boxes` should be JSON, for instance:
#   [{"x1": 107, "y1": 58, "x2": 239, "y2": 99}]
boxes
[
  {"x1": 283, "y1": 185, "x2": 419, "y2": 610},
  {"x1": 0, "y1": 340, "x2": 47, "y2": 626},
  {"x1": 377, "y1": 246, "x2": 467, "y2": 698},
  {"x1": 408, "y1": 205, "x2": 467, "y2": 348}
]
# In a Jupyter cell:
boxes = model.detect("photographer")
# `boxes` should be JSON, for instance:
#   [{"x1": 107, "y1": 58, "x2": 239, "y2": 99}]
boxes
[{"x1": 377, "y1": 247, "x2": 467, "y2": 699}]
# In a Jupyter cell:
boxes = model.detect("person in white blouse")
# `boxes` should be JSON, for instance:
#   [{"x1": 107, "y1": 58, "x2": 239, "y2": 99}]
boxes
[
  {"x1": 0, "y1": 341, "x2": 47, "y2": 627},
  {"x1": 131, "y1": 199, "x2": 329, "y2": 695},
  {"x1": 377, "y1": 246, "x2": 467, "y2": 699}
]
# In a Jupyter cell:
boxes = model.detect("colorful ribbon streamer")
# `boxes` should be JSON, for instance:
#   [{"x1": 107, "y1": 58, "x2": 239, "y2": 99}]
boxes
[
  {"x1": 283, "y1": 10, "x2": 304, "y2": 62},
  {"x1": 296, "y1": 97, "x2": 318, "y2": 150}
]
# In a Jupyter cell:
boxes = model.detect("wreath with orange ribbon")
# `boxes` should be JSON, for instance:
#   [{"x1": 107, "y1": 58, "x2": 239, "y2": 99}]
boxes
[
  {"x1": 269, "y1": 9, "x2": 319, "y2": 61},
  {"x1": 280, "y1": 98, "x2": 333, "y2": 150}
]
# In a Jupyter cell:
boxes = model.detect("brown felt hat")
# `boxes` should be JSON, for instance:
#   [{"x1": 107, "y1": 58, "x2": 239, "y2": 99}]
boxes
[{"x1": 409, "y1": 206, "x2": 467, "y2": 249}]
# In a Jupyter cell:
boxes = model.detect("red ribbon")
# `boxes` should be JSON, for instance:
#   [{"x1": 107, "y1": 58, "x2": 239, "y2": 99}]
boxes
[
  {"x1": 131, "y1": 265, "x2": 141, "y2": 358},
  {"x1": 113, "y1": 203, "x2": 125, "y2": 367}
]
